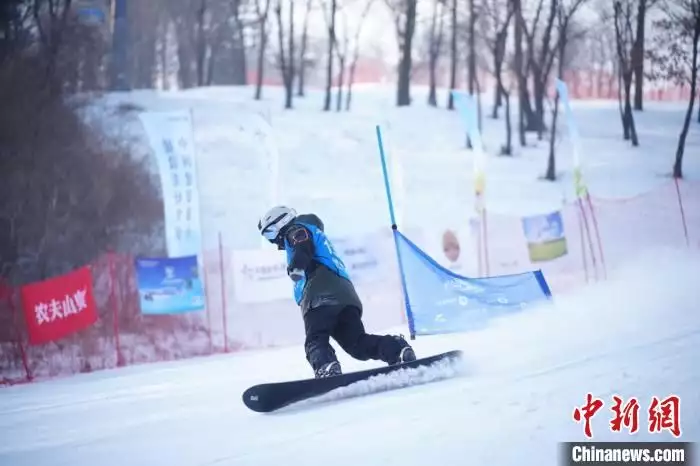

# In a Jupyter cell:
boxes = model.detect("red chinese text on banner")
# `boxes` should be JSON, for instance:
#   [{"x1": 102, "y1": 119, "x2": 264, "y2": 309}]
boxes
[{"x1": 20, "y1": 266, "x2": 99, "y2": 345}]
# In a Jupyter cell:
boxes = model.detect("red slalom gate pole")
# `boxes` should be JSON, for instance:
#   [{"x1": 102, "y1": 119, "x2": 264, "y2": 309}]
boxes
[
  {"x1": 8, "y1": 289, "x2": 32, "y2": 382},
  {"x1": 109, "y1": 252, "x2": 123, "y2": 367},
  {"x1": 577, "y1": 197, "x2": 599, "y2": 281},
  {"x1": 218, "y1": 232, "x2": 229, "y2": 353},
  {"x1": 585, "y1": 192, "x2": 607, "y2": 280},
  {"x1": 576, "y1": 199, "x2": 590, "y2": 283},
  {"x1": 201, "y1": 252, "x2": 214, "y2": 354}
]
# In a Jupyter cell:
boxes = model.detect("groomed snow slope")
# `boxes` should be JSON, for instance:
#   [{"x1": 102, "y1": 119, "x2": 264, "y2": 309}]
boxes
[
  {"x1": 1, "y1": 247, "x2": 698, "y2": 466},
  {"x1": 2, "y1": 85, "x2": 698, "y2": 465}
]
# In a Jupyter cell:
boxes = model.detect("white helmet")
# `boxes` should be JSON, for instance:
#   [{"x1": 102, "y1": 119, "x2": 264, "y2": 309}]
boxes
[{"x1": 258, "y1": 205, "x2": 297, "y2": 242}]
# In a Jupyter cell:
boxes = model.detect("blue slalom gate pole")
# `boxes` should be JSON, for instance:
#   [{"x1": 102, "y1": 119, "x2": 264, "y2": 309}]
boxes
[{"x1": 375, "y1": 125, "x2": 416, "y2": 339}]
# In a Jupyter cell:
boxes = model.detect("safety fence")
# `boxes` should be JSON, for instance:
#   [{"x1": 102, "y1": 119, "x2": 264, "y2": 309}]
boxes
[{"x1": 1, "y1": 178, "x2": 698, "y2": 385}]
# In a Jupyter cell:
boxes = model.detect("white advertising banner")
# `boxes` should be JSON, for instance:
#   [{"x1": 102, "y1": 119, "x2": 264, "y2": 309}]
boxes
[
  {"x1": 231, "y1": 231, "x2": 391, "y2": 304},
  {"x1": 139, "y1": 111, "x2": 202, "y2": 257},
  {"x1": 231, "y1": 248, "x2": 291, "y2": 304}
]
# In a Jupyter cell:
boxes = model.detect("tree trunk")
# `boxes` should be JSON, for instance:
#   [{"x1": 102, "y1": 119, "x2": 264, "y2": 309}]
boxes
[
  {"x1": 492, "y1": 52, "x2": 503, "y2": 118},
  {"x1": 513, "y1": 0, "x2": 526, "y2": 147},
  {"x1": 623, "y1": 73, "x2": 639, "y2": 145},
  {"x1": 428, "y1": 54, "x2": 438, "y2": 106},
  {"x1": 286, "y1": 0, "x2": 295, "y2": 109},
  {"x1": 110, "y1": 0, "x2": 130, "y2": 90},
  {"x1": 427, "y1": 0, "x2": 440, "y2": 107},
  {"x1": 297, "y1": 0, "x2": 312, "y2": 96},
  {"x1": 396, "y1": 0, "x2": 417, "y2": 106},
  {"x1": 547, "y1": 52, "x2": 566, "y2": 180},
  {"x1": 254, "y1": 22, "x2": 267, "y2": 100},
  {"x1": 466, "y1": 0, "x2": 476, "y2": 147},
  {"x1": 534, "y1": 74, "x2": 546, "y2": 139},
  {"x1": 633, "y1": 0, "x2": 646, "y2": 111},
  {"x1": 502, "y1": 85, "x2": 512, "y2": 155},
  {"x1": 447, "y1": 0, "x2": 457, "y2": 110},
  {"x1": 323, "y1": 0, "x2": 337, "y2": 111},
  {"x1": 546, "y1": 89, "x2": 559, "y2": 180},
  {"x1": 335, "y1": 56, "x2": 345, "y2": 111},
  {"x1": 275, "y1": 0, "x2": 294, "y2": 109},
  {"x1": 617, "y1": 64, "x2": 625, "y2": 136},
  {"x1": 673, "y1": 23, "x2": 699, "y2": 178},
  {"x1": 346, "y1": 53, "x2": 359, "y2": 111},
  {"x1": 195, "y1": 0, "x2": 207, "y2": 87},
  {"x1": 492, "y1": 20, "x2": 510, "y2": 120}
]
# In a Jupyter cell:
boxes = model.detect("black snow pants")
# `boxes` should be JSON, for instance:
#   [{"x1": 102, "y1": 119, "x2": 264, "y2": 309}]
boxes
[{"x1": 303, "y1": 304, "x2": 406, "y2": 372}]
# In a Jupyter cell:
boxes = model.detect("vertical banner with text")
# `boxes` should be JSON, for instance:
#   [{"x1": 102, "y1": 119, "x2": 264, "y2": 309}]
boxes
[
  {"x1": 139, "y1": 111, "x2": 203, "y2": 257},
  {"x1": 20, "y1": 266, "x2": 99, "y2": 345},
  {"x1": 135, "y1": 256, "x2": 205, "y2": 314}
]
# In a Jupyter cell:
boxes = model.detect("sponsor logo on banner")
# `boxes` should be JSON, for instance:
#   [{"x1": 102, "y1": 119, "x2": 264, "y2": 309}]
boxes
[
  {"x1": 231, "y1": 232, "x2": 387, "y2": 303},
  {"x1": 521, "y1": 210, "x2": 568, "y2": 262},
  {"x1": 329, "y1": 234, "x2": 382, "y2": 283},
  {"x1": 135, "y1": 255, "x2": 205, "y2": 314},
  {"x1": 19, "y1": 266, "x2": 99, "y2": 345},
  {"x1": 232, "y1": 249, "x2": 290, "y2": 304},
  {"x1": 139, "y1": 111, "x2": 202, "y2": 257}
]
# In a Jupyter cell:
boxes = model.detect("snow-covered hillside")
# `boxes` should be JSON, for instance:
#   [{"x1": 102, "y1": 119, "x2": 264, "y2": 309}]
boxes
[{"x1": 1, "y1": 84, "x2": 698, "y2": 465}]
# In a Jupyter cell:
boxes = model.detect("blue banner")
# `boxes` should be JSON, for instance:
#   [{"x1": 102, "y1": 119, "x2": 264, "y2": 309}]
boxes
[
  {"x1": 135, "y1": 255, "x2": 205, "y2": 314},
  {"x1": 395, "y1": 231, "x2": 552, "y2": 336}
]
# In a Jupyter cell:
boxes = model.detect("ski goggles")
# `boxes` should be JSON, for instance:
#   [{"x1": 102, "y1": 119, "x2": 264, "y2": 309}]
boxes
[{"x1": 260, "y1": 225, "x2": 281, "y2": 242}]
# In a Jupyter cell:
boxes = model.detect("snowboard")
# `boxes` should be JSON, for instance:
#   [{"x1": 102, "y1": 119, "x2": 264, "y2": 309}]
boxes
[{"x1": 242, "y1": 349, "x2": 463, "y2": 413}]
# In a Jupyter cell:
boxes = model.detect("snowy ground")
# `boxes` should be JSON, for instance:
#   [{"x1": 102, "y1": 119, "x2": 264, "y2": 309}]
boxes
[
  {"x1": 1, "y1": 247, "x2": 699, "y2": 466},
  {"x1": 2, "y1": 85, "x2": 699, "y2": 465}
]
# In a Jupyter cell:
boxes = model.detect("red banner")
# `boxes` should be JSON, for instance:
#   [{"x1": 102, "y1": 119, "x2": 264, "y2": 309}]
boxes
[{"x1": 20, "y1": 266, "x2": 99, "y2": 345}]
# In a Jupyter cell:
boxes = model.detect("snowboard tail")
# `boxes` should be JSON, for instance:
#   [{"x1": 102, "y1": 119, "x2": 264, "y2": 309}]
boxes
[{"x1": 242, "y1": 350, "x2": 463, "y2": 413}]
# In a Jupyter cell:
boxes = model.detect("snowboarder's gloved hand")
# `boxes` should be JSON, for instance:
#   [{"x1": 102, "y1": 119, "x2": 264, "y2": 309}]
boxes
[{"x1": 287, "y1": 267, "x2": 305, "y2": 282}]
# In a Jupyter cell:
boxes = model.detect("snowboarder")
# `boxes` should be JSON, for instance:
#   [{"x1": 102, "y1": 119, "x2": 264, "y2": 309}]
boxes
[{"x1": 257, "y1": 206, "x2": 417, "y2": 378}]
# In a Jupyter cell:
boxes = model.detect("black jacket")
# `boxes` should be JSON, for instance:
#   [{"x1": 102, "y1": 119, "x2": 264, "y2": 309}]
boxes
[{"x1": 281, "y1": 213, "x2": 362, "y2": 316}]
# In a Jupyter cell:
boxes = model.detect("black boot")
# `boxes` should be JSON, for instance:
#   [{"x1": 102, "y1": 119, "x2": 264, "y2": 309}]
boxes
[
  {"x1": 388, "y1": 335, "x2": 416, "y2": 365},
  {"x1": 315, "y1": 361, "x2": 342, "y2": 378}
]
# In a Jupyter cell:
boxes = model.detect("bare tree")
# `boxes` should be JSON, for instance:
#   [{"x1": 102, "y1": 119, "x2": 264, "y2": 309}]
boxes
[
  {"x1": 386, "y1": 0, "x2": 418, "y2": 106},
  {"x1": 0, "y1": 29, "x2": 161, "y2": 287},
  {"x1": 647, "y1": 0, "x2": 699, "y2": 177},
  {"x1": 322, "y1": 0, "x2": 338, "y2": 110},
  {"x1": 479, "y1": 0, "x2": 513, "y2": 118},
  {"x1": 632, "y1": 0, "x2": 660, "y2": 110},
  {"x1": 512, "y1": 0, "x2": 528, "y2": 145},
  {"x1": 253, "y1": 0, "x2": 272, "y2": 99},
  {"x1": 467, "y1": 0, "x2": 478, "y2": 126},
  {"x1": 521, "y1": 0, "x2": 559, "y2": 139},
  {"x1": 275, "y1": 0, "x2": 295, "y2": 109},
  {"x1": 446, "y1": 0, "x2": 458, "y2": 109},
  {"x1": 345, "y1": 0, "x2": 375, "y2": 110},
  {"x1": 613, "y1": 0, "x2": 640, "y2": 146},
  {"x1": 167, "y1": 0, "x2": 230, "y2": 88},
  {"x1": 226, "y1": 0, "x2": 249, "y2": 86},
  {"x1": 297, "y1": 0, "x2": 314, "y2": 96},
  {"x1": 546, "y1": 0, "x2": 590, "y2": 181},
  {"x1": 334, "y1": 9, "x2": 349, "y2": 111},
  {"x1": 427, "y1": 0, "x2": 446, "y2": 106},
  {"x1": 481, "y1": 0, "x2": 515, "y2": 153}
]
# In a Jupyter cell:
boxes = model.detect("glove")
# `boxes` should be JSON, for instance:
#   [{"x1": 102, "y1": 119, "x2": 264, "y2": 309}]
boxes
[{"x1": 287, "y1": 267, "x2": 305, "y2": 282}]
